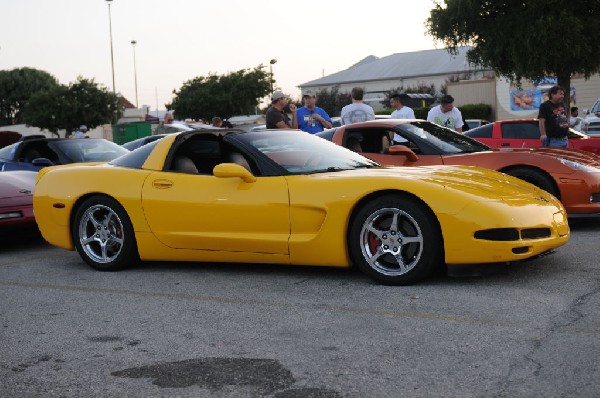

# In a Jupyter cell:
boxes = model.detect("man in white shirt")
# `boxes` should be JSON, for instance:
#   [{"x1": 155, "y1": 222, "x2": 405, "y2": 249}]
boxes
[
  {"x1": 340, "y1": 87, "x2": 375, "y2": 125},
  {"x1": 569, "y1": 106, "x2": 589, "y2": 132},
  {"x1": 427, "y1": 94, "x2": 464, "y2": 132},
  {"x1": 390, "y1": 93, "x2": 415, "y2": 119}
]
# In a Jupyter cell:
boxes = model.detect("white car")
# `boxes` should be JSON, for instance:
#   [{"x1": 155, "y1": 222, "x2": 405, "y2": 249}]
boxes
[{"x1": 585, "y1": 99, "x2": 600, "y2": 136}]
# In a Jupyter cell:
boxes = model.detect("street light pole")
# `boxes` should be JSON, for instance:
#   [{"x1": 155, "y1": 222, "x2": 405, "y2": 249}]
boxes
[
  {"x1": 106, "y1": 0, "x2": 116, "y2": 94},
  {"x1": 269, "y1": 59, "x2": 277, "y2": 94},
  {"x1": 131, "y1": 40, "x2": 138, "y2": 108}
]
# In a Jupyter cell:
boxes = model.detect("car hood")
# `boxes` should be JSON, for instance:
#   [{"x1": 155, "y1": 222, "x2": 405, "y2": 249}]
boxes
[
  {"x1": 365, "y1": 165, "x2": 543, "y2": 201},
  {"x1": 495, "y1": 147, "x2": 600, "y2": 166},
  {"x1": 0, "y1": 171, "x2": 36, "y2": 201}
]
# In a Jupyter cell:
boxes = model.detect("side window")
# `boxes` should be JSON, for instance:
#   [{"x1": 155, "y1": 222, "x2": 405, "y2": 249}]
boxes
[
  {"x1": 170, "y1": 136, "x2": 222, "y2": 174},
  {"x1": 466, "y1": 124, "x2": 493, "y2": 138},
  {"x1": 502, "y1": 122, "x2": 540, "y2": 139}
]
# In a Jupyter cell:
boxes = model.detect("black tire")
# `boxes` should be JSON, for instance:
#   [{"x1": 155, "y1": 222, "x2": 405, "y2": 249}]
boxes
[
  {"x1": 503, "y1": 167, "x2": 559, "y2": 198},
  {"x1": 348, "y1": 194, "x2": 442, "y2": 285},
  {"x1": 72, "y1": 195, "x2": 138, "y2": 271}
]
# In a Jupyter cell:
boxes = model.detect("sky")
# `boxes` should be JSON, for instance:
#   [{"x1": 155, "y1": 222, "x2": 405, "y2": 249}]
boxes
[{"x1": 0, "y1": 0, "x2": 441, "y2": 112}]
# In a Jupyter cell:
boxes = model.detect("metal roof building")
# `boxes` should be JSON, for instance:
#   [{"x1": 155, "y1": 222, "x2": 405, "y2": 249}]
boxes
[{"x1": 298, "y1": 47, "x2": 494, "y2": 110}]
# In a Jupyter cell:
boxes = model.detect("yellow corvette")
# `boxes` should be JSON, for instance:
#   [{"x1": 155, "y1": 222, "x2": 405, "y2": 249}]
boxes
[{"x1": 33, "y1": 129, "x2": 569, "y2": 285}]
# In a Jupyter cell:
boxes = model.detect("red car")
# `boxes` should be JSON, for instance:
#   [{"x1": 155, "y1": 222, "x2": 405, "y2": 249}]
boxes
[
  {"x1": 0, "y1": 170, "x2": 37, "y2": 231},
  {"x1": 316, "y1": 120, "x2": 600, "y2": 216},
  {"x1": 464, "y1": 119, "x2": 600, "y2": 155}
]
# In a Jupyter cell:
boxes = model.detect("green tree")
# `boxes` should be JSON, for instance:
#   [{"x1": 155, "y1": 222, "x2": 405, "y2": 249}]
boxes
[
  {"x1": 22, "y1": 76, "x2": 120, "y2": 137},
  {"x1": 426, "y1": 0, "x2": 600, "y2": 108},
  {"x1": 0, "y1": 67, "x2": 60, "y2": 126},
  {"x1": 310, "y1": 86, "x2": 352, "y2": 117},
  {"x1": 167, "y1": 66, "x2": 271, "y2": 120}
]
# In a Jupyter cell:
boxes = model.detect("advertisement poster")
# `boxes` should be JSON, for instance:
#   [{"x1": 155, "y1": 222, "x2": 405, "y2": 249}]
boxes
[
  {"x1": 510, "y1": 87, "x2": 576, "y2": 111},
  {"x1": 510, "y1": 90, "x2": 542, "y2": 110}
]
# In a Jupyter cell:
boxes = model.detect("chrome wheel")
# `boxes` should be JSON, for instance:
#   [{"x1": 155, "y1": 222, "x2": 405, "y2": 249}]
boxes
[
  {"x1": 78, "y1": 204, "x2": 125, "y2": 264},
  {"x1": 359, "y1": 207, "x2": 424, "y2": 277}
]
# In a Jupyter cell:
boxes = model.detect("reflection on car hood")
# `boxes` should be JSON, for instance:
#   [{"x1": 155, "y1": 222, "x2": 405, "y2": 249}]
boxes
[
  {"x1": 359, "y1": 165, "x2": 542, "y2": 201},
  {"x1": 497, "y1": 147, "x2": 600, "y2": 166},
  {"x1": 0, "y1": 171, "x2": 36, "y2": 200}
]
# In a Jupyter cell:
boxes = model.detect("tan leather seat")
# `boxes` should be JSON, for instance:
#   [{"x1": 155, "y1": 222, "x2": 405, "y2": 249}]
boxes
[
  {"x1": 173, "y1": 156, "x2": 199, "y2": 174},
  {"x1": 228, "y1": 152, "x2": 251, "y2": 171},
  {"x1": 347, "y1": 137, "x2": 362, "y2": 152}
]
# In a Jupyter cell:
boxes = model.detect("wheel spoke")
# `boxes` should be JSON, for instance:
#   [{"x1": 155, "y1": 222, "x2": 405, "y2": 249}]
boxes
[
  {"x1": 402, "y1": 236, "x2": 422, "y2": 245},
  {"x1": 392, "y1": 252, "x2": 408, "y2": 272},
  {"x1": 366, "y1": 248, "x2": 386, "y2": 266}
]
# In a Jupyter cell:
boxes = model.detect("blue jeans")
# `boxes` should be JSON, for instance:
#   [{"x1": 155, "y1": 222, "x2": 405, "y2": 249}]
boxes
[{"x1": 543, "y1": 137, "x2": 568, "y2": 147}]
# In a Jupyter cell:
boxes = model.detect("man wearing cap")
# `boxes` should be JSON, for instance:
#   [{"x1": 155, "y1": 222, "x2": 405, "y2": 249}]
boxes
[
  {"x1": 72, "y1": 125, "x2": 88, "y2": 139},
  {"x1": 296, "y1": 89, "x2": 332, "y2": 133},
  {"x1": 266, "y1": 91, "x2": 297, "y2": 129}
]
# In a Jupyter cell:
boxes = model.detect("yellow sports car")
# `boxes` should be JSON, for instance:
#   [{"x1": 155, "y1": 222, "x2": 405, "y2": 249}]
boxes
[{"x1": 33, "y1": 129, "x2": 569, "y2": 285}]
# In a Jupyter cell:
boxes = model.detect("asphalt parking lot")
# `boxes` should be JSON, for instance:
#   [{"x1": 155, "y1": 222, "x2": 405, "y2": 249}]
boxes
[{"x1": 1, "y1": 219, "x2": 599, "y2": 398}]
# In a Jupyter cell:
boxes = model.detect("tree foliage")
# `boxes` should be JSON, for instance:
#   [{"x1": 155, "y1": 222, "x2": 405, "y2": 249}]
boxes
[
  {"x1": 426, "y1": 0, "x2": 600, "y2": 107},
  {"x1": 22, "y1": 77, "x2": 120, "y2": 137},
  {"x1": 167, "y1": 66, "x2": 272, "y2": 120},
  {"x1": 0, "y1": 67, "x2": 60, "y2": 126}
]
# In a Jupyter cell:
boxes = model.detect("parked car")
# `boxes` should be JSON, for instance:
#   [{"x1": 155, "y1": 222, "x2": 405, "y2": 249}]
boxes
[
  {"x1": 585, "y1": 99, "x2": 600, "y2": 135},
  {"x1": 316, "y1": 119, "x2": 600, "y2": 216},
  {"x1": 464, "y1": 119, "x2": 600, "y2": 155},
  {"x1": 0, "y1": 137, "x2": 129, "y2": 172},
  {"x1": 0, "y1": 170, "x2": 37, "y2": 231},
  {"x1": 122, "y1": 134, "x2": 168, "y2": 150},
  {"x1": 33, "y1": 129, "x2": 568, "y2": 285},
  {"x1": 0, "y1": 131, "x2": 22, "y2": 149},
  {"x1": 464, "y1": 119, "x2": 490, "y2": 130}
]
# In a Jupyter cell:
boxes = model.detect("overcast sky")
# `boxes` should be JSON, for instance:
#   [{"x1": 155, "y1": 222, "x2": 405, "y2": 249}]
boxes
[{"x1": 1, "y1": 0, "x2": 440, "y2": 112}]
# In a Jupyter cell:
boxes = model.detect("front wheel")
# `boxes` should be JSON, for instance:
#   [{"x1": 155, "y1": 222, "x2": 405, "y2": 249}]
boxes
[
  {"x1": 348, "y1": 195, "x2": 442, "y2": 285},
  {"x1": 72, "y1": 195, "x2": 138, "y2": 271}
]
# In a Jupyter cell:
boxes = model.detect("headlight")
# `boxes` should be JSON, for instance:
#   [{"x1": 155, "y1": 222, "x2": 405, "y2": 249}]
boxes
[{"x1": 557, "y1": 158, "x2": 600, "y2": 173}]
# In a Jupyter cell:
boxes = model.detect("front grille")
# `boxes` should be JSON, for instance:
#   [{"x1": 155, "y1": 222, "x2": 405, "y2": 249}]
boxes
[
  {"x1": 588, "y1": 122, "x2": 600, "y2": 132},
  {"x1": 475, "y1": 227, "x2": 551, "y2": 241},
  {"x1": 474, "y1": 228, "x2": 519, "y2": 241},
  {"x1": 521, "y1": 228, "x2": 551, "y2": 240}
]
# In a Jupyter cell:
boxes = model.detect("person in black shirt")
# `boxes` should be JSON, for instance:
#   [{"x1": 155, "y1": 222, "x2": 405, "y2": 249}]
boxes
[{"x1": 538, "y1": 86, "x2": 569, "y2": 147}]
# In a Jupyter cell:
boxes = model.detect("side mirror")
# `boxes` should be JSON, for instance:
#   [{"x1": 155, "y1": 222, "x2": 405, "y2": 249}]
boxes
[
  {"x1": 31, "y1": 158, "x2": 55, "y2": 167},
  {"x1": 213, "y1": 163, "x2": 257, "y2": 183},
  {"x1": 388, "y1": 145, "x2": 419, "y2": 162}
]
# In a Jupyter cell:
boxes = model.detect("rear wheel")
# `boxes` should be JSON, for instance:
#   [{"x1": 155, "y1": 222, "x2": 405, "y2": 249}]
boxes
[
  {"x1": 72, "y1": 195, "x2": 138, "y2": 271},
  {"x1": 503, "y1": 167, "x2": 559, "y2": 198},
  {"x1": 348, "y1": 194, "x2": 442, "y2": 285}
]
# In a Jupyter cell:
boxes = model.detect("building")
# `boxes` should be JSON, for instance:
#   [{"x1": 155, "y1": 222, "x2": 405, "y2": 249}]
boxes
[
  {"x1": 299, "y1": 47, "x2": 493, "y2": 112},
  {"x1": 299, "y1": 47, "x2": 600, "y2": 121}
]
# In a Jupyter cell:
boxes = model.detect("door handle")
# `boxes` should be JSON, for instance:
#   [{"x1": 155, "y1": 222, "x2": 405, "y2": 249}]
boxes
[
  {"x1": 500, "y1": 142, "x2": 510, "y2": 146},
  {"x1": 152, "y1": 179, "x2": 173, "y2": 189}
]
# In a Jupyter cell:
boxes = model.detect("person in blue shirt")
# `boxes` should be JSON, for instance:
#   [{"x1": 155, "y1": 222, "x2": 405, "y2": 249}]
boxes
[{"x1": 296, "y1": 89, "x2": 332, "y2": 133}]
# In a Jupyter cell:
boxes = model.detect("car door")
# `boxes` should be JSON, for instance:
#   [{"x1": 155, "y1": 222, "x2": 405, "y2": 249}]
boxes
[
  {"x1": 141, "y1": 170, "x2": 290, "y2": 254},
  {"x1": 499, "y1": 121, "x2": 543, "y2": 148}
]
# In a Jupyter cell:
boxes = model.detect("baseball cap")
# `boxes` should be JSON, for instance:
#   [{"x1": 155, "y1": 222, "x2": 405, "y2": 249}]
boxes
[
  {"x1": 303, "y1": 89, "x2": 316, "y2": 97},
  {"x1": 271, "y1": 91, "x2": 287, "y2": 101},
  {"x1": 79, "y1": 125, "x2": 87, "y2": 130}
]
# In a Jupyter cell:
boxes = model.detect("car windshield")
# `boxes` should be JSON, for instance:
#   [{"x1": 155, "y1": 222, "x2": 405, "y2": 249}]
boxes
[
  {"x1": 398, "y1": 121, "x2": 491, "y2": 154},
  {"x1": 233, "y1": 130, "x2": 379, "y2": 174},
  {"x1": 51, "y1": 139, "x2": 129, "y2": 162}
]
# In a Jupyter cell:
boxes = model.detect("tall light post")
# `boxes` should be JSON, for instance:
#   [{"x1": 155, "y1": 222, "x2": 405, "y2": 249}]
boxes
[
  {"x1": 131, "y1": 40, "x2": 138, "y2": 108},
  {"x1": 106, "y1": 0, "x2": 116, "y2": 94},
  {"x1": 269, "y1": 59, "x2": 277, "y2": 94}
]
